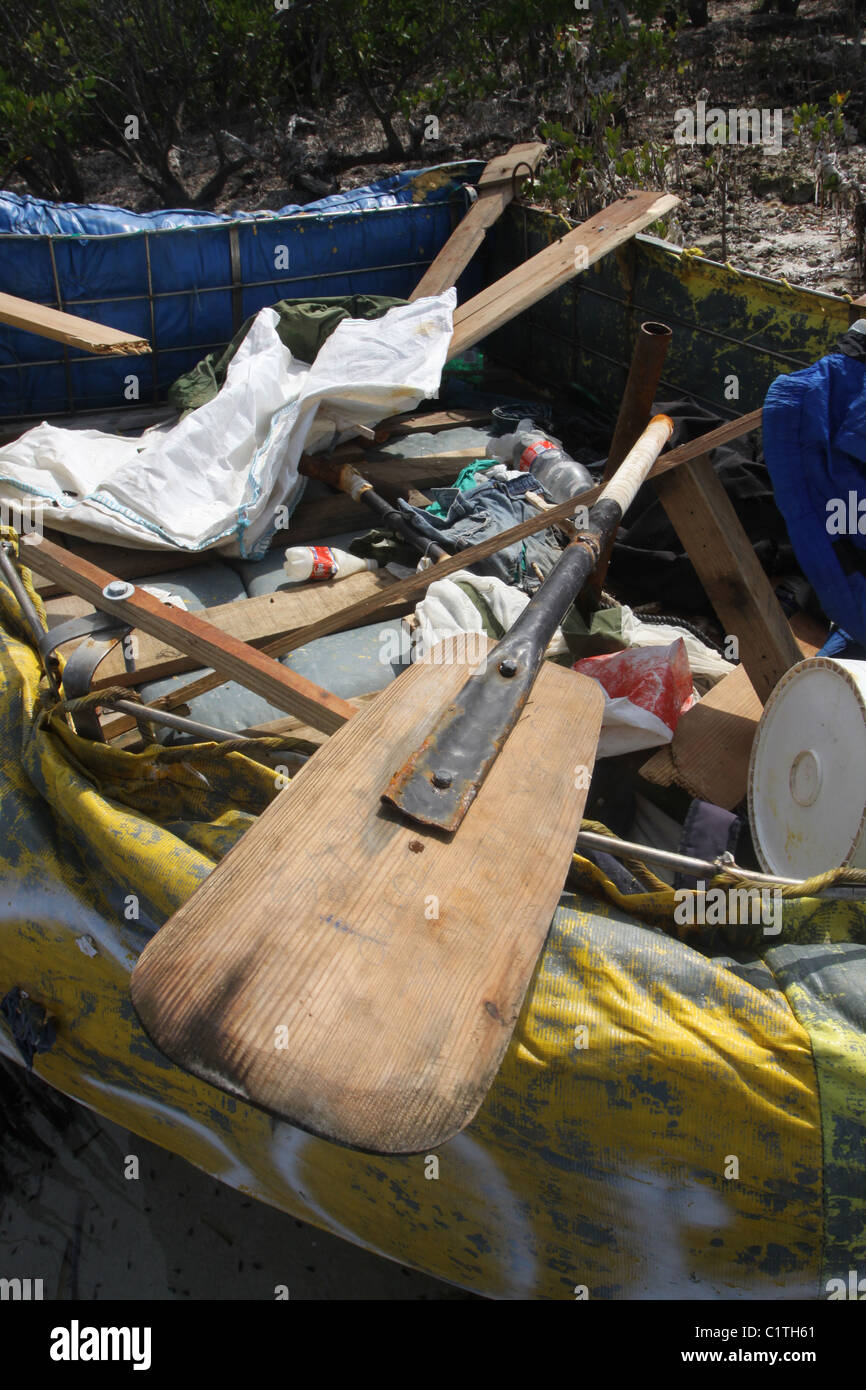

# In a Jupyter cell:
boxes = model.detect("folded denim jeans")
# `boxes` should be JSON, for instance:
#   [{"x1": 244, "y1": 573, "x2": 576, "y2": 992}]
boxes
[{"x1": 396, "y1": 473, "x2": 565, "y2": 588}]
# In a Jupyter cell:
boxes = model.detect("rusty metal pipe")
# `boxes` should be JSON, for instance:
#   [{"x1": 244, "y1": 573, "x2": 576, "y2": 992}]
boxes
[
  {"x1": 603, "y1": 321, "x2": 673, "y2": 481},
  {"x1": 582, "y1": 320, "x2": 672, "y2": 615}
]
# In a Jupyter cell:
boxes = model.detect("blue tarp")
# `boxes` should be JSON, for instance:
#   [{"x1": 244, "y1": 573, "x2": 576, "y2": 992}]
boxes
[
  {"x1": 764, "y1": 352, "x2": 866, "y2": 645},
  {"x1": 0, "y1": 162, "x2": 482, "y2": 417}
]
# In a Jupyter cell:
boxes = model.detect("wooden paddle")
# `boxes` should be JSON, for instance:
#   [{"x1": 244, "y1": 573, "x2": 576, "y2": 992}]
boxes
[{"x1": 130, "y1": 417, "x2": 673, "y2": 1154}]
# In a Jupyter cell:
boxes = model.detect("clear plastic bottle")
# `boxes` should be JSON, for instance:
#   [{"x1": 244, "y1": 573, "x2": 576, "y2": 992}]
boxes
[
  {"x1": 283, "y1": 545, "x2": 379, "y2": 583},
  {"x1": 514, "y1": 430, "x2": 594, "y2": 504},
  {"x1": 489, "y1": 417, "x2": 594, "y2": 503}
]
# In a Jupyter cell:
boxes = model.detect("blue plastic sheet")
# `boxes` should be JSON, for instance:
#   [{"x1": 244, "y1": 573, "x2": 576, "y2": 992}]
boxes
[
  {"x1": 764, "y1": 353, "x2": 866, "y2": 646},
  {"x1": 0, "y1": 162, "x2": 481, "y2": 417}
]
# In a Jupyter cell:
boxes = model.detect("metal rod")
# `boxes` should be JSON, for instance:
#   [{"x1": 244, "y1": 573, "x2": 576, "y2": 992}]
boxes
[
  {"x1": 0, "y1": 543, "x2": 62, "y2": 697},
  {"x1": 575, "y1": 830, "x2": 866, "y2": 900},
  {"x1": 105, "y1": 699, "x2": 249, "y2": 744},
  {"x1": 583, "y1": 320, "x2": 672, "y2": 615},
  {"x1": 577, "y1": 831, "x2": 795, "y2": 887},
  {"x1": 604, "y1": 322, "x2": 673, "y2": 480}
]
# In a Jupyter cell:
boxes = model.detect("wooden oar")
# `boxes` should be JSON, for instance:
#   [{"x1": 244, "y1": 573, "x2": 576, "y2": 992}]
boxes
[{"x1": 130, "y1": 417, "x2": 673, "y2": 1155}]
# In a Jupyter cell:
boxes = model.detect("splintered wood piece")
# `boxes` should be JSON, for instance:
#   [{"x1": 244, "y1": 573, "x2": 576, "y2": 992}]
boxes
[
  {"x1": 0, "y1": 291, "x2": 151, "y2": 356},
  {"x1": 409, "y1": 142, "x2": 546, "y2": 301},
  {"x1": 667, "y1": 663, "x2": 764, "y2": 809},
  {"x1": 449, "y1": 189, "x2": 679, "y2": 358},
  {"x1": 131, "y1": 643, "x2": 604, "y2": 1154},
  {"x1": 21, "y1": 535, "x2": 354, "y2": 735},
  {"x1": 374, "y1": 407, "x2": 493, "y2": 440}
]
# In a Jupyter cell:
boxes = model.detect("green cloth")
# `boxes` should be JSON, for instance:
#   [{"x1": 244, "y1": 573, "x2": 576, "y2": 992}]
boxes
[{"x1": 168, "y1": 294, "x2": 407, "y2": 413}]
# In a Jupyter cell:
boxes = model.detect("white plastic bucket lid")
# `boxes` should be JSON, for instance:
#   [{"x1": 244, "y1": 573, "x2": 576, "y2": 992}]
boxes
[{"x1": 748, "y1": 656, "x2": 866, "y2": 878}]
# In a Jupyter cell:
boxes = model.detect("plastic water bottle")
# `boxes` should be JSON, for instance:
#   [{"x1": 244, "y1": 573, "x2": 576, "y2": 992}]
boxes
[
  {"x1": 489, "y1": 417, "x2": 594, "y2": 503},
  {"x1": 283, "y1": 545, "x2": 379, "y2": 583},
  {"x1": 513, "y1": 430, "x2": 594, "y2": 504}
]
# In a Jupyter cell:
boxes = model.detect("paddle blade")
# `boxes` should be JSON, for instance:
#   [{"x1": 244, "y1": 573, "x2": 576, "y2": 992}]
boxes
[{"x1": 131, "y1": 641, "x2": 604, "y2": 1154}]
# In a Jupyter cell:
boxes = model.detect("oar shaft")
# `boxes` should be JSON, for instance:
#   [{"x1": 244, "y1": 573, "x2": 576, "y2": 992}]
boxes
[
  {"x1": 299, "y1": 454, "x2": 449, "y2": 562},
  {"x1": 506, "y1": 414, "x2": 674, "y2": 660},
  {"x1": 384, "y1": 415, "x2": 673, "y2": 831}
]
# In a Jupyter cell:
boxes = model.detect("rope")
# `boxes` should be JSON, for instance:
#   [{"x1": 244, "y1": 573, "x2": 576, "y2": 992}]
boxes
[{"x1": 579, "y1": 817, "x2": 866, "y2": 897}]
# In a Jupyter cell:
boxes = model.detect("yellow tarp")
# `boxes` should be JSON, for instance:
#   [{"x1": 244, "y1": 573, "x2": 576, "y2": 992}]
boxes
[{"x1": 1, "y1": 568, "x2": 863, "y2": 1299}]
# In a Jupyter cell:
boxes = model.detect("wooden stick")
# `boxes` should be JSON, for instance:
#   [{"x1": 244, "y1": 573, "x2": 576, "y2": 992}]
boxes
[
  {"x1": 0, "y1": 291, "x2": 151, "y2": 356},
  {"x1": 21, "y1": 536, "x2": 355, "y2": 734},
  {"x1": 653, "y1": 451, "x2": 801, "y2": 702},
  {"x1": 96, "y1": 407, "x2": 765, "y2": 736},
  {"x1": 409, "y1": 142, "x2": 546, "y2": 301},
  {"x1": 448, "y1": 189, "x2": 679, "y2": 358}
]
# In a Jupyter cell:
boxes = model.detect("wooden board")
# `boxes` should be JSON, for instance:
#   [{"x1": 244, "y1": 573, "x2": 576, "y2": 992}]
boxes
[
  {"x1": 0, "y1": 403, "x2": 176, "y2": 447},
  {"x1": 374, "y1": 407, "x2": 493, "y2": 440},
  {"x1": 90, "y1": 570, "x2": 408, "y2": 688},
  {"x1": 21, "y1": 535, "x2": 355, "y2": 735},
  {"x1": 409, "y1": 142, "x2": 546, "y2": 301},
  {"x1": 33, "y1": 530, "x2": 211, "y2": 599},
  {"x1": 0, "y1": 291, "x2": 151, "y2": 356},
  {"x1": 449, "y1": 189, "x2": 679, "y2": 358},
  {"x1": 641, "y1": 624, "x2": 822, "y2": 809},
  {"x1": 653, "y1": 452, "x2": 801, "y2": 704},
  {"x1": 131, "y1": 643, "x2": 605, "y2": 1153}
]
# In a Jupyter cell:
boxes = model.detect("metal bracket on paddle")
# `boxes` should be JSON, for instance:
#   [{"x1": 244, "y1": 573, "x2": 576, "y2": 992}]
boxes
[{"x1": 384, "y1": 527, "x2": 607, "y2": 831}]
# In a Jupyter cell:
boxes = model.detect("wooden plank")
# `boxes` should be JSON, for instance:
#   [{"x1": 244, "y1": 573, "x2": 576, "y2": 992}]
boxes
[
  {"x1": 653, "y1": 452, "x2": 802, "y2": 703},
  {"x1": 667, "y1": 663, "x2": 762, "y2": 809},
  {"x1": 374, "y1": 407, "x2": 493, "y2": 440},
  {"x1": 130, "y1": 642, "x2": 605, "y2": 1153},
  {"x1": 97, "y1": 407, "x2": 764, "y2": 731},
  {"x1": 0, "y1": 291, "x2": 150, "y2": 356},
  {"x1": 641, "y1": 621, "x2": 822, "y2": 809},
  {"x1": 409, "y1": 142, "x2": 546, "y2": 301},
  {"x1": 91, "y1": 570, "x2": 409, "y2": 688},
  {"x1": 21, "y1": 535, "x2": 355, "y2": 735},
  {"x1": 449, "y1": 189, "x2": 679, "y2": 358},
  {"x1": 33, "y1": 530, "x2": 211, "y2": 599}
]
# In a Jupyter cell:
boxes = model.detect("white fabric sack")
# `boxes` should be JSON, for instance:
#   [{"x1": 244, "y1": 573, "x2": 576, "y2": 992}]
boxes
[{"x1": 0, "y1": 293, "x2": 455, "y2": 557}]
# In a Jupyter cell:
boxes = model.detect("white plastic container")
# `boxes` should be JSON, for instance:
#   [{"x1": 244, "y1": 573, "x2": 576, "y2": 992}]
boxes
[
  {"x1": 748, "y1": 656, "x2": 866, "y2": 877},
  {"x1": 283, "y1": 545, "x2": 378, "y2": 583}
]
